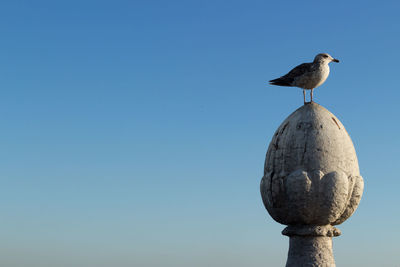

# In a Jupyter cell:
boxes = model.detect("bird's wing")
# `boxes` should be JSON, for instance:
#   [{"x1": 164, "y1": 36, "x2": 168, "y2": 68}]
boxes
[
  {"x1": 270, "y1": 63, "x2": 313, "y2": 86},
  {"x1": 284, "y1": 63, "x2": 313, "y2": 79}
]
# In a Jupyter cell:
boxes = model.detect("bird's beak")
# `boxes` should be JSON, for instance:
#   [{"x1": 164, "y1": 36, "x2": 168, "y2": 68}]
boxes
[{"x1": 332, "y1": 58, "x2": 339, "y2": 63}]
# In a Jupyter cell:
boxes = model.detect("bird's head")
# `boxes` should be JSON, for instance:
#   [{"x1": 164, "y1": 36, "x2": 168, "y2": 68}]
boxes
[{"x1": 314, "y1": 53, "x2": 339, "y2": 64}]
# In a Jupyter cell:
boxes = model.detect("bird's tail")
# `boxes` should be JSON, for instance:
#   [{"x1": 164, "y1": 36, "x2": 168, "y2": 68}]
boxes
[{"x1": 269, "y1": 78, "x2": 292, "y2": 87}]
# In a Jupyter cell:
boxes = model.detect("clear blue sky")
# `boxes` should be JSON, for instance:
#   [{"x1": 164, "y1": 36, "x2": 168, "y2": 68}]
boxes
[{"x1": 0, "y1": 1, "x2": 399, "y2": 266}]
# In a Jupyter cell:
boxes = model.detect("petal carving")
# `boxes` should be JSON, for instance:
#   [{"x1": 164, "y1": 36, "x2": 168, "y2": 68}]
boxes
[
  {"x1": 284, "y1": 170, "x2": 313, "y2": 223},
  {"x1": 315, "y1": 171, "x2": 349, "y2": 224},
  {"x1": 332, "y1": 175, "x2": 364, "y2": 225}
]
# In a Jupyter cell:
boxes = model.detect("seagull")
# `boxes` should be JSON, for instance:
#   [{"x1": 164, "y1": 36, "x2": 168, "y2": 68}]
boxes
[{"x1": 269, "y1": 53, "x2": 339, "y2": 104}]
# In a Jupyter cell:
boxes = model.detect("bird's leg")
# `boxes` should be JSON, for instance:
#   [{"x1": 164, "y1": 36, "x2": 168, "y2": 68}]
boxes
[
  {"x1": 310, "y1": 89, "x2": 314, "y2": 102},
  {"x1": 303, "y1": 89, "x2": 306, "y2": 104}
]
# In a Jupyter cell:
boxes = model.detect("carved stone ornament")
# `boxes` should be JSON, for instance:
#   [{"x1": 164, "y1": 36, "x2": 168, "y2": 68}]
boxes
[{"x1": 260, "y1": 103, "x2": 364, "y2": 267}]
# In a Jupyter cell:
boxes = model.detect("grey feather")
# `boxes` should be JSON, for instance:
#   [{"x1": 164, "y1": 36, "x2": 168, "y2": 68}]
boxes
[{"x1": 270, "y1": 63, "x2": 313, "y2": 86}]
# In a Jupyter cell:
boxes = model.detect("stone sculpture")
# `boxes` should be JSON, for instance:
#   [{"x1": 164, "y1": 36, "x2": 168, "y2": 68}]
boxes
[{"x1": 260, "y1": 103, "x2": 364, "y2": 267}]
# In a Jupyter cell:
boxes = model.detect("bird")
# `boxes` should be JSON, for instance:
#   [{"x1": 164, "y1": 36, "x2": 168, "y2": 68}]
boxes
[{"x1": 269, "y1": 53, "x2": 339, "y2": 104}]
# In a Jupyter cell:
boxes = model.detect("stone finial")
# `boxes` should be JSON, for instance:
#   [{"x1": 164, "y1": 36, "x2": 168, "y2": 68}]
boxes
[{"x1": 260, "y1": 103, "x2": 364, "y2": 267}]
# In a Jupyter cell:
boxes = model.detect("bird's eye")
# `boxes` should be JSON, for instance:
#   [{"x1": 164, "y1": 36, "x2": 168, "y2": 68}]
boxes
[{"x1": 323, "y1": 55, "x2": 328, "y2": 58}]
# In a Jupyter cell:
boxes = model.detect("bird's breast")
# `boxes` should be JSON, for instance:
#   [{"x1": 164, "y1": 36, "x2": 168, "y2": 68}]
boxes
[{"x1": 313, "y1": 66, "x2": 330, "y2": 88}]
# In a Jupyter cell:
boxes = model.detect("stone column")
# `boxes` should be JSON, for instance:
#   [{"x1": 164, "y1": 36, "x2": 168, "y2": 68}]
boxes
[{"x1": 260, "y1": 103, "x2": 364, "y2": 267}]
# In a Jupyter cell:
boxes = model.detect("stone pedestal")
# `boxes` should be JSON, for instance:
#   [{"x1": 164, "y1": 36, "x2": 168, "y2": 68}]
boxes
[
  {"x1": 283, "y1": 225, "x2": 339, "y2": 267},
  {"x1": 260, "y1": 103, "x2": 364, "y2": 267},
  {"x1": 286, "y1": 236, "x2": 334, "y2": 267}
]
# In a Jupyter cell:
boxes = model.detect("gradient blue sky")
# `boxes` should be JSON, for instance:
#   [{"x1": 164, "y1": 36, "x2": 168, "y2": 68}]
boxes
[{"x1": 1, "y1": 1, "x2": 399, "y2": 266}]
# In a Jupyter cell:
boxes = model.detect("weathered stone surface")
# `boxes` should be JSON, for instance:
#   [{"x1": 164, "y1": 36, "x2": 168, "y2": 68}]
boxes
[
  {"x1": 260, "y1": 103, "x2": 364, "y2": 226},
  {"x1": 286, "y1": 236, "x2": 335, "y2": 267},
  {"x1": 260, "y1": 103, "x2": 364, "y2": 267}
]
